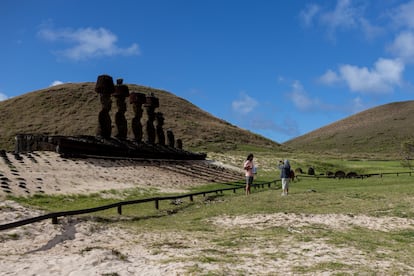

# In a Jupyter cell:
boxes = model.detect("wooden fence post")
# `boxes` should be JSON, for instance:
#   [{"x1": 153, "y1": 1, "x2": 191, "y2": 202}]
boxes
[
  {"x1": 190, "y1": 195, "x2": 193, "y2": 202},
  {"x1": 155, "y1": 200, "x2": 159, "y2": 209},
  {"x1": 52, "y1": 217, "x2": 58, "y2": 224},
  {"x1": 117, "y1": 205, "x2": 122, "y2": 215}
]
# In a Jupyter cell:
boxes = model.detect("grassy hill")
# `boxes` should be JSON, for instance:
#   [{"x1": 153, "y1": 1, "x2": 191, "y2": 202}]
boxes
[
  {"x1": 0, "y1": 82, "x2": 279, "y2": 152},
  {"x1": 284, "y1": 101, "x2": 414, "y2": 159},
  {"x1": 1, "y1": 82, "x2": 413, "y2": 160}
]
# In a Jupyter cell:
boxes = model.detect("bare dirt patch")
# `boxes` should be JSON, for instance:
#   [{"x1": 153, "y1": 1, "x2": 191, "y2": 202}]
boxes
[
  {"x1": 210, "y1": 212, "x2": 414, "y2": 232},
  {"x1": 2, "y1": 200, "x2": 414, "y2": 275}
]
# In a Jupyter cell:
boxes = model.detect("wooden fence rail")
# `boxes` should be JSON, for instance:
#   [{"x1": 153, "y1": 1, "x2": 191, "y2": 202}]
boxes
[
  {"x1": 297, "y1": 171, "x2": 412, "y2": 180},
  {"x1": 0, "y1": 179, "x2": 279, "y2": 231},
  {"x1": 3, "y1": 171, "x2": 410, "y2": 231}
]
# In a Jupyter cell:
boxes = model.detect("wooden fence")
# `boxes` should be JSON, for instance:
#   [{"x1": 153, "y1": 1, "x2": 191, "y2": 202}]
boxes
[
  {"x1": 0, "y1": 179, "x2": 279, "y2": 231},
  {"x1": 297, "y1": 171, "x2": 413, "y2": 180},
  {"x1": 2, "y1": 171, "x2": 412, "y2": 231}
]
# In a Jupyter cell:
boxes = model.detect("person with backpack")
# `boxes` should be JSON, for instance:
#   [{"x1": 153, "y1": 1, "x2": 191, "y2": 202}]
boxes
[{"x1": 278, "y1": 159, "x2": 291, "y2": 196}]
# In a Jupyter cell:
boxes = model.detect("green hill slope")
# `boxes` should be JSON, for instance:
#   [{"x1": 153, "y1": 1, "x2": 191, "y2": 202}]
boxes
[{"x1": 284, "y1": 101, "x2": 414, "y2": 158}]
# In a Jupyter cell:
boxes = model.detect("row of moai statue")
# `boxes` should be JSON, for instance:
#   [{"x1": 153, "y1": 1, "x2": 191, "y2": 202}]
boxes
[{"x1": 95, "y1": 74, "x2": 181, "y2": 148}]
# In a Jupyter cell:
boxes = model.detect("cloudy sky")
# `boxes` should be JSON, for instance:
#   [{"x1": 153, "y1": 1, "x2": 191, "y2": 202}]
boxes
[{"x1": 1, "y1": 0, "x2": 414, "y2": 143}]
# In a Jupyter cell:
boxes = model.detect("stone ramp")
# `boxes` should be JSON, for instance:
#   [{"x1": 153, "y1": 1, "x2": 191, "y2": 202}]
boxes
[
  {"x1": 15, "y1": 134, "x2": 206, "y2": 160},
  {"x1": 157, "y1": 160, "x2": 242, "y2": 183},
  {"x1": 0, "y1": 150, "x2": 242, "y2": 197}
]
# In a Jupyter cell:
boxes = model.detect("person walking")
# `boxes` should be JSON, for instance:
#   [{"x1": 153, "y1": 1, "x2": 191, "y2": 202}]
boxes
[
  {"x1": 243, "y1": 153, "x2": 255, "y2": 195},
  {"x1": 278, "y1": 159, "x2": 291, "y2": 196}
]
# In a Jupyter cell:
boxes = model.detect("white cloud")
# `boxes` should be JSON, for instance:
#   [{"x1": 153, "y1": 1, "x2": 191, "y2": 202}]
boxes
[
  {"x1": 339, "y1": 58, "x2": 404, "y2": 93},
  {"x1": 388, "y1": 31, "x2": 414, "y2": 63},
  {"x1": 250, "y1": 116, "x2": 299, "y2": 137},
  {"x1": 288, "y1": 81, "x2": 370, "y2": 115},
  {"x1": 289, "y1": 81, "x2": 314, "y2": 110},
  {"x1": 320, "y1": 58, "x2": 404, "y2": 94},
  {"x1": 232, "y1": 92, "x2": 258, "y2": 115},
  {"x1": 358, "y1": 17, "x2": 384, "y2": 40},
  {"x1": 301, "y1": 0, "x2": 382, "y2": 40},
  {"x1": 50, "y1": 80, "x2": 64, "y2": 87},
  {"x1": 319, "y1": 69, "x2": 341, "y2": 85},
  {"x1": 39, "y1": 26, "x2": 140, "y2": 60},
  {"x1": 299, "y1": 4, "x2": 320, "y2": 27},
  {"x1": 320, "y1": 0, "x2": 359, "y2": 30},
  {"x1": 390, "y1": 0, "x2": 414, "y2": 29},
  {"x1": 0, "y1": 92, "x2": 8, "y2": 101},
  {"x1": 350, "y1": 97, "x2": 366, "y2": 113},
  {"x1": 288, "y1": 80, "x2": 329, "y2": 111}
]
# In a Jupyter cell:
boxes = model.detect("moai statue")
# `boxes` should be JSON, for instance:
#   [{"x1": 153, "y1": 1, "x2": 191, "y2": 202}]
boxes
[
  {"x1": 176, "y1": 139, "x2": 183, "y2": 149},
  {"x1": 14, "y1": 134, "x2": 23, "y2": 153},
  {"x1": 95, "y1": 74, "x2": 115, "y2": 138},
  {"x1": 113, "y1": 78, "x2": 129, "y2": 140},
  {"x1": 129, "y1": 92, "x2": 146, "y2": 142},
  {"x1": 167, "y1": 129, "x2": 175, "y2": 148},
  {"x1": 155, "y1": 112, "x2": 166, "y2": 145},
  {"x1": 143, "y1": 93, "x2": 159, "y2": 144}
]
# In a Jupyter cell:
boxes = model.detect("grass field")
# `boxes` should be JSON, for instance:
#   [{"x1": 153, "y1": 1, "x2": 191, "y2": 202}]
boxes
[
  {"x1": 8, "y1": 165, "x2": 414, "y2": 274},
  {"x1": 122, "y1": 174, "x2": 414, "y2": 275}
]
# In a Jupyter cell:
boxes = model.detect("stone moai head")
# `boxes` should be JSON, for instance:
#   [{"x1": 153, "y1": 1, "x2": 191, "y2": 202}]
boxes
[
  {"x1": 113, "y1": 79, "x2": 130, "y2": 98},
  {"x1": 95, "y1": 74, "x2": 115, "y2": 110},
  {"x1": 95, "y1": 74, "x2": 115, "y2": 94},
  {"x1": 144, "y1": 93, "x2": 159, "y2": 111},
  {"x1": 129, "y1": 92, "x2": 147, "y2": 114},
  {"x1": 129, "y1": 92, "x2": 147, "y2": 104},
  {"x1": 113, "y1": 78, "x2": 130, "y2": 111}
]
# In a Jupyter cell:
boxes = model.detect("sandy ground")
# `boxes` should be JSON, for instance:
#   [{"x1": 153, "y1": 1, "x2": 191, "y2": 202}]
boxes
[
  {"x1": 2, "y1": 199, "x2": 414, "y2": 275},
  {"x1": 1, "y1": 151, "x2": 414, "y2": 275}
]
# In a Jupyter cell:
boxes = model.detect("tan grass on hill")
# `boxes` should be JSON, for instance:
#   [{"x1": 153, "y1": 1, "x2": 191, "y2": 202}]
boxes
[
  {"x1": 285, "y1": 100, "x2": 414, "y2": 158},
  {"x1": 0, "y1": 82, "x2": 278, "y2": 152}
]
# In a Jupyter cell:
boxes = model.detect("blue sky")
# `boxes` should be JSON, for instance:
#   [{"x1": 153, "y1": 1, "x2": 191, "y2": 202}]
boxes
[{"x1": 1, "y1": 0, "x2": 414, "y2": 143}]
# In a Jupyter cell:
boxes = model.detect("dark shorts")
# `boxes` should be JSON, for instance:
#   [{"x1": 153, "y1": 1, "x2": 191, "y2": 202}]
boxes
[{"x1": 246, "y1": 176, "x2": 254, "y2": 185}]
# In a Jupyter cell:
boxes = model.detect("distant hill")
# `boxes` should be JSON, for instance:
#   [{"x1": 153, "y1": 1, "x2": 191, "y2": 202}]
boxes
[
  {"x1": 284, "y1": 101, "x2": 414, "y2": 158},
  {"x1": 0, "y1": 82, "x2": 279, "y2": 152}
]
